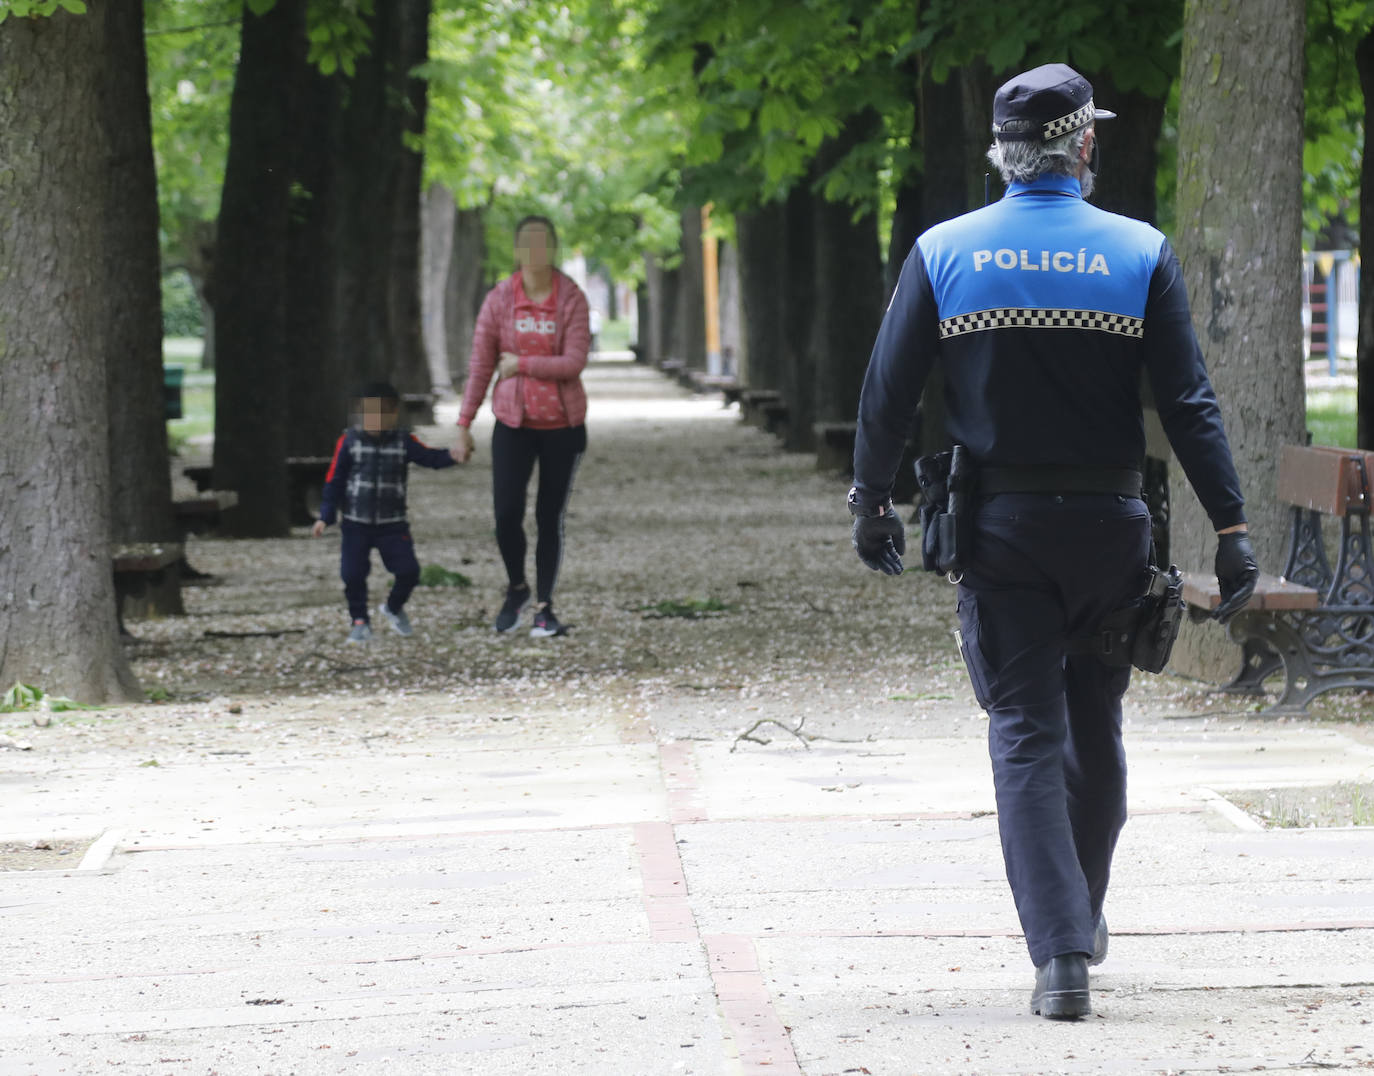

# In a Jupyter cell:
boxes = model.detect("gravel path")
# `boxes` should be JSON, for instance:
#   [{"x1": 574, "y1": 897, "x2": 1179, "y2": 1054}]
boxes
[{"x1": 6, "y1": 357, "x2": 1371, "y2": 770}]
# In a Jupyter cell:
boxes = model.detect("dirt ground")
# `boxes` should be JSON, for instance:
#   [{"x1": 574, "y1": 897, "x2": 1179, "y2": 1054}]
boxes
[{"x1": 4, "y1": 359, "x2": 1372, "y2": 840}]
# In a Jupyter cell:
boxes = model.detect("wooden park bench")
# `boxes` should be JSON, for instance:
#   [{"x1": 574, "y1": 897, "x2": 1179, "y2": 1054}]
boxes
[
  {"x1": 739, "y1": 389, "x2": 789, "y2": 436},
  {"x1": 172, "y1": 489, "x2": 239, "y2": 538},
  {"x1": 184, "y1": 457, "x2": 329, "y2": 527},
  {"x1": 813, "y1": 421, "x2": 857, "y2": 474},
  {"x1": 1182, "y1": 444, "x2": 1374, "y2": 713},
  {"x1": 113, "y1": 542, "x2": 184, "y2": 634}
]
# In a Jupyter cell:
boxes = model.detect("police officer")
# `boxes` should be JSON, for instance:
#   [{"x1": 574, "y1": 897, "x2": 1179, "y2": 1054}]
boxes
[{"x1": 848, "y1": 63, "x2": 1259, "y2": 1019}]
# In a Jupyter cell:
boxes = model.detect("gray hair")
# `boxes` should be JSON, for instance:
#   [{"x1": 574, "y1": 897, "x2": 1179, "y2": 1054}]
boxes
[{"x1": 986, "y1": 126, "x2": 1093, "y2": 196}]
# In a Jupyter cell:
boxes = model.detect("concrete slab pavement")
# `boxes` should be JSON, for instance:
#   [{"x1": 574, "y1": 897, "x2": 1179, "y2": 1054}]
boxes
[{"x1": 5, "y1": 709, "x2": 1374, "y2": 1075}]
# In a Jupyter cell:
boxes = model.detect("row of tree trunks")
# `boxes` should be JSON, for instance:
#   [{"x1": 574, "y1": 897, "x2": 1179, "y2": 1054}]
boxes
[
  {"x1": 213, "y1": 0, "x2": 432, "y2": 535},
  {"x1": 1170, "y1": 0, "x2": 1306, "y2": 678},
  {"x1": 733, "y1": 115, "x2": 887, "y2": 454},
  {"x1": 0, "y1": 10, "x2": 140, "y2": 701}
]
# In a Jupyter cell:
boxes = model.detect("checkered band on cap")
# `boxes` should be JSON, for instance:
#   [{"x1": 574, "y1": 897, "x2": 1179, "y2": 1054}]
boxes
[
  {"x1": 938, "y1": 307, "x2": 1144, "y2": 339},
  {"x1": 1042, "y1": 100, "x2": 1096, "y2": 140}
]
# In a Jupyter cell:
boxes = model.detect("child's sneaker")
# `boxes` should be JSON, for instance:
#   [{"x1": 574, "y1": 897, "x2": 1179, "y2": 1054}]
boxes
[
  {"x1": 379, "y1": 603, "x2": 412, "y2": 637},
  {"x1": 530, "y1": 603, "x2": 567, "y2": 638},
  {"x1": 494, "y1": 583, "x2": 531, "y2": 633},
  {"x1": 346, "y1": 620, "x2": 372, "y2": 644}
]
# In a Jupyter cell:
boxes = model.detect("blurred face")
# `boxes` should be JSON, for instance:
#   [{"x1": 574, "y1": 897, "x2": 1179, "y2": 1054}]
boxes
[
  {"x1": 357, "y1": 397, "x2": 399, "y2": 433},
  {"x1": 515, "y1": 222, "x2": 555, "y2": 270}
]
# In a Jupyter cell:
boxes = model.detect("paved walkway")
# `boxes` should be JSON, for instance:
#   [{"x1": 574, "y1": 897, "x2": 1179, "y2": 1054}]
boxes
[{"x1": 4, "y1": 360, "x2": 1374, "y2": 1075}]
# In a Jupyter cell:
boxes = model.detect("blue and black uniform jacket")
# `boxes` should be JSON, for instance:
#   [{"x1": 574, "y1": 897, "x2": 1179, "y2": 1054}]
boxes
[
  {"x1": 319, "y1": 428, "x2": 454, "y2": 526},
  {"x1": 853, "y1": 173, "x2": 1246, "y2": 531}
]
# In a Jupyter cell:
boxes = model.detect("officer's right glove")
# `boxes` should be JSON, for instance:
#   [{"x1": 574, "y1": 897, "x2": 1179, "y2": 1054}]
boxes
[
  {"x1": 1212, "y1": 531, "x2": 1259, "y2": 624},
  {"x1": 852, "y1": 509, "x2": 905, "y2": 575}
]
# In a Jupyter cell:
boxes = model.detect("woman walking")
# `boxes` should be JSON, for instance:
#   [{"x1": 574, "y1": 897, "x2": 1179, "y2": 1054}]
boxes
[{"x1": 455, "y1": 215, "x2": 590, "y2": 636}]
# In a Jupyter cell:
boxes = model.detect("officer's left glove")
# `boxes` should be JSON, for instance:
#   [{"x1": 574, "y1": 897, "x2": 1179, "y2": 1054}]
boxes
[
  {"x1": 1212, "y1": 530, "x2": 1259, "y2": 624},
  {"x1": 852, "y1": 507, "x2": 905, "y2": 575}
]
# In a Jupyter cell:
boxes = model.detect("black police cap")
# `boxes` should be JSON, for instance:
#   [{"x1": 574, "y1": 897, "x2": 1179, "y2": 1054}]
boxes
[{"x1": 991, "y1": 63, "x2": 1116, "y2": 142}]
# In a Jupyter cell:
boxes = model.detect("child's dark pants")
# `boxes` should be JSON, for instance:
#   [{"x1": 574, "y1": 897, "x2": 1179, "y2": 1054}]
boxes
[{"x1": 339, "y1": 520, "x2": 420, "y2": 622}]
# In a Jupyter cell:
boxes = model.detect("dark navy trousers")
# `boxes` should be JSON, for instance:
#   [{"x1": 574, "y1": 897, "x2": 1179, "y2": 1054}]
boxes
[
  {"x1": 954, "y1": 493, "x2": 1151, "y2": 967},
  {"x1": 339, "y1": 520, "x2": 420, "y2": 623}
]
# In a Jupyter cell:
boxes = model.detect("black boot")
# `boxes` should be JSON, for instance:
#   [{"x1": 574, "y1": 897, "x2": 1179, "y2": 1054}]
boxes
[{"x1": 1030, "y1": 953, "x2": 1091, "y2": 1019}]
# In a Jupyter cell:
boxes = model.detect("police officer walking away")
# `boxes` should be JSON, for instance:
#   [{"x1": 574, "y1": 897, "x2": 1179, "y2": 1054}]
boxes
[{"x1": 849, "y1": 63, "x2": 1260, "y2": 1019}]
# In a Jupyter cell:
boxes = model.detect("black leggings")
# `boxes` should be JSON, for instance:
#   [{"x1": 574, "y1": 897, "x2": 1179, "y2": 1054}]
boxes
[{"x1": 491, "y1": 421, "x2": 587, "y2": 604}]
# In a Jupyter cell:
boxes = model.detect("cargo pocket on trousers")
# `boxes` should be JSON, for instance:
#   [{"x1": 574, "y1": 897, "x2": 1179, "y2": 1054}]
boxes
[{"x1": 955, "y1": 595, "x2": 995, "y2": 711}]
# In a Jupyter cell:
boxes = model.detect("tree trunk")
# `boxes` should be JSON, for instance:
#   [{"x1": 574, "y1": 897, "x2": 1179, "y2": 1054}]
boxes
[
  {"x1": 333, "y1": 0, "x2": 431, "y2": 402},
  {"x1": 675, "y1": 205, "x2": 707, "y2": 371},
  {"x1": 421, "y1": 183, "x2": 457, "y2": 395},
  {"x1": 383, "y1": 0, "x2": 430, "y2": 401},
  {"x1": 212, "y1": 0, "x2": 302, "y2": 536},
  {"x1": 1170, "y1": 0, "x2": 1306, "y2": 678},
  {"x1": 1357, "y1": 28, "x2": 1374, "y2": 450},
  {"x1": 718, "y1": 239, "x2": 743, "y2": 378},
  {"x1": 810, "y1": 113, "x2": 884, "y2": 430},
  {"x1": 445, "y1": 205, "x2": 488, "y2": 393},
  {"x1": 735, "y1": 202, "x2": 788, "y2": 392},
  {"x1": 0, "y1": 12, "x2": 139, "y2": 702},
  {"x1": 644, "y1": 255, "x2": 682, "y2": 368},
  {"x1": 286, "y1": 48, "x2": 342, "y2": 458},
  {"x1": 914, "y1": 62, "x2": 973, "y2": 459},
  {"x1": 960, "y1": 61, "x2": 1002, "y2": 207},
  {"x1": 779, "y1": 180, "x2": 817, "y2": 451},
  {"x1": 102, "y1": 0, "x2": 176, "y2": 548},
  {"x1": 1081, "y1": 69, "x2": 1166, "y2": 225}
]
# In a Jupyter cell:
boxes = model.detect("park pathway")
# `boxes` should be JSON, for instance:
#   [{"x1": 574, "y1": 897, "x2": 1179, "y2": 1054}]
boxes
[{"x1": 3, "y1": 358, "x2": 1374, "y2": 1074}]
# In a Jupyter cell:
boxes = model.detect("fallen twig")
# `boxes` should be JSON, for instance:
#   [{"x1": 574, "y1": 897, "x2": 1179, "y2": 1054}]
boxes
[{"x1": 730, "y1": 715, "x2": 867, "y2": 752}]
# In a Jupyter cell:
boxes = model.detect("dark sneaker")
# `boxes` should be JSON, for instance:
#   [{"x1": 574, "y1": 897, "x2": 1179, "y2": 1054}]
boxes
[
  {"x1": 379, "y1": 603, "x2": 412, "y2": 637},
  {"x1": 494, "y1": 584, "x2": 531, "y2": 633},
  {"x1": 346, "y1": 620, "x2": 372, "y2": 645},
  {"x1": 530, "y1": 603, "x2": 567, "y2": 638}
]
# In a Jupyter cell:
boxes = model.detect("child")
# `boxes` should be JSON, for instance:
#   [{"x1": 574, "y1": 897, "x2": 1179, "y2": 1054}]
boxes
[{"x1": 311, "y1": 381, "x2": 463, "y2": 643}]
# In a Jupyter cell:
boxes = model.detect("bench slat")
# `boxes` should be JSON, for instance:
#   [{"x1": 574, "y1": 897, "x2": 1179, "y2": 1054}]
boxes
[
  {"x1": 1277, "y1": 444, "x2": 1372, "y2": 516},
  {"x1": 1181, "y1": 570, "x2": 1320, "y2": 611},
  {"x1": 112, "y1": 543, "x2": 183, "y2": 572}
]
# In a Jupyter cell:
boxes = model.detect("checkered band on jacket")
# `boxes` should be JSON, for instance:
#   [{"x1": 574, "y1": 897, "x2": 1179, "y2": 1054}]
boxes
[{"x1": 343, "y1": 430, "x2": 410, "y2": 524}]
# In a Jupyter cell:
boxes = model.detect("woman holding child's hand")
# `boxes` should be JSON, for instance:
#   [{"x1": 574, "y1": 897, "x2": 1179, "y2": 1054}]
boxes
[{"x1": 455, "y1": 215, "x2": 590, "y2": 638}]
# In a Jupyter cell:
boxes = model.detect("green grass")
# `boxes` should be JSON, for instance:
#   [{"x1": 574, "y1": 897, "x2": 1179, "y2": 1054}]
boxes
[
  {"x1": 163, "y1": 336, "x2": 206, "y2": 370},
  {"x1": 639, "y1": 597, "x2": 730, "y2": 619},
  {"x1": 418, "y1": 565, "x2": 473, "y2": 588},
  {"x1": 1306, "y1": 388, "x2": 1357, "y2": 448}
]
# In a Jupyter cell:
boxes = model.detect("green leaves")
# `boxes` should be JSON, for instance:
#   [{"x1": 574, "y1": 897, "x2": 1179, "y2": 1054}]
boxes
[
  {"x1": 305, "y1": 0, "x2": 374, "y2": 76},
  {"x1": 1, "y1": 682, "x2": 98, "y2": 713},
  {"x1": 0, "y1": 0, "x2": 87, "y2": 20}
]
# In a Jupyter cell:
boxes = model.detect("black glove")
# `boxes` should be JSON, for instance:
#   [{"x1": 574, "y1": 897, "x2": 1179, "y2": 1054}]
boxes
[
  {"x1": 852, "y1": 509, "x2": 905, "y2": 575},
  {"x1": 1213, "y1": 531, "x2": 1259, "y2": 624}
]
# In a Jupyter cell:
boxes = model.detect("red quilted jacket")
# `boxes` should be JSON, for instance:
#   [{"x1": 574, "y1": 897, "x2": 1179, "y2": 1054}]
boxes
[{"x1": 458, "y1": 269, "x2": 591, "y2": 429}]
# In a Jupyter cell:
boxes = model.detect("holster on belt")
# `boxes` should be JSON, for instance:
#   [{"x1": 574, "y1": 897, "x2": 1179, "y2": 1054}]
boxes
[
  {"x1": 914, "y1": 444, "x2": 974, "y2": 576},
  {"x1": 1071, "y1": 560, "x2": 1185, "y2": 674}
]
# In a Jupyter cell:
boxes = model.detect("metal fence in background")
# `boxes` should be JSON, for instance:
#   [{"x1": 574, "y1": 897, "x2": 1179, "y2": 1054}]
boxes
[{"x1": 1303, "y1": 250, "x2": 1359, "y2": 374}]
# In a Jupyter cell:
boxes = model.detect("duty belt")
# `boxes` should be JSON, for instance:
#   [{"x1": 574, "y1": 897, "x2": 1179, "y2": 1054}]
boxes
[{"x1": 979, "y1": 466, "x2": 1142, "y2": 498}]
